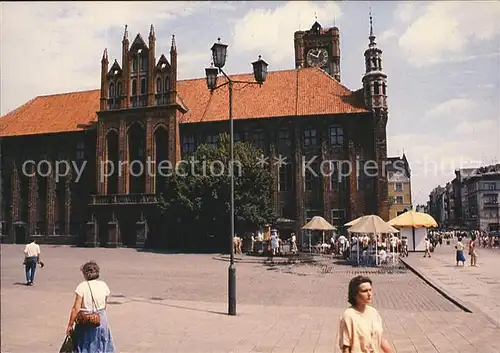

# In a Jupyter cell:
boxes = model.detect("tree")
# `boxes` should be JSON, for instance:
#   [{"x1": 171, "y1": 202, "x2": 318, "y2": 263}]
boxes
[{"x1": 158, "y1": 133, "x2": 276, "y2": 251}]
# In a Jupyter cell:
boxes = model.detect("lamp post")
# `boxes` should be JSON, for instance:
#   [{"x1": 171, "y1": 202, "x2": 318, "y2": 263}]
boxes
[{"x1": 205, "y1": 38, "x2": 268, "y2": 316}]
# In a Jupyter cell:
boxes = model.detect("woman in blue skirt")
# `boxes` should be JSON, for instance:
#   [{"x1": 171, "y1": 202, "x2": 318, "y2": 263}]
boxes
[
  {"x1": 455, "y1": 237, "x2": 466, "y2": 266},
  {"x1": 65, "y1": 261, "x2": 115, "y2": 352}
]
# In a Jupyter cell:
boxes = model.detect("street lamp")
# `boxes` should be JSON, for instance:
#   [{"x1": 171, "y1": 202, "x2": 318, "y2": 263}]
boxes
[{"x1": 205, "y1": 38, "x2": 268, "y2": 316}]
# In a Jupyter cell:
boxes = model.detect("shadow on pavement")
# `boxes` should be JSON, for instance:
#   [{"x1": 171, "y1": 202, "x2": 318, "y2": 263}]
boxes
[{"x1": 132, "y1": 298, "x2": 227, "y2": 316}]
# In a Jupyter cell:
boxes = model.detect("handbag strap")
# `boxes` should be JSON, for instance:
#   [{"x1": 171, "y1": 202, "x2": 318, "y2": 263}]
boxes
[{"x1": 86, "y1": 281, "x2": 99, "y2": 312}]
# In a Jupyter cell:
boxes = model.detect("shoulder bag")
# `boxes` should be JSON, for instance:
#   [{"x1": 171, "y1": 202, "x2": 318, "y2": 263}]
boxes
[{"x1": 75, "y1": 281, "x2": 101, "y2": 326}]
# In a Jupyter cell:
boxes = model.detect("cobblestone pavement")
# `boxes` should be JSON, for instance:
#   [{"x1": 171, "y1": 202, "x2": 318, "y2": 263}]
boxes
[
  {"x1": 401, "y1": 239, "x2": 500, "y2": 327},
  {"x1": 2, "y1": 245, "x2": 500, "y2": 353}
]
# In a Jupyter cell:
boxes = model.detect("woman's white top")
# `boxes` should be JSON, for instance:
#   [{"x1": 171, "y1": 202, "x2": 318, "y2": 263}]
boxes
[{"x1": 75, "y1": 280, "x2": 110, "y2": 312}]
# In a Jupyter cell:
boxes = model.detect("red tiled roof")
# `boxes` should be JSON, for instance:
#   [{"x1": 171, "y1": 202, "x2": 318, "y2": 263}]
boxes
[
  {"x1": 0, "y1": 90, "x2": 100, "y2": 137},
  {"x1": 178, "y1": 67, "x2": 367, "y2": 124},
  {"x1": 0, "y1": 67, "x2": 368, "y2": 137}
]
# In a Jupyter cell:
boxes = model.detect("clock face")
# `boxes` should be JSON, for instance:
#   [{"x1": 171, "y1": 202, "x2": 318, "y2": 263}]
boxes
[{"x1": 306, "y1": 48, "x2": 329, "y2": 67}]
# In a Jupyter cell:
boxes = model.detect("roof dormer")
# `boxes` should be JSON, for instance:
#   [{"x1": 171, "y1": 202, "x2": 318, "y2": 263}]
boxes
[{"x1": 107, "y1": 60, "x2": 122, "y2": 78}]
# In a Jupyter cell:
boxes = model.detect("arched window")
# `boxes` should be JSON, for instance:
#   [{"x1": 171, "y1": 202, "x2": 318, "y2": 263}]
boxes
[
  {"x1": 372, "y1": 57, "x2": 377, "y2": 69},
  {"x1": 164, "y1": 77, "x2": 170, "y2": 92},
  {"x1": 117, "y1": 81, "x2": 123, "y2": 96},
  {"x1": 140, "y1": 78, "x2": 146, "y2": 95},
  {"x1": 132, "y1": 58, "x2": 138, "y2": 72},
  {"x1": 109, "y1": 82, "x2": 115, "y2": 98},
  {"x1": 156, "y1": 77, "x2": 162, "y2": 93},
  {"x1": 382, "y1": 82, "x2": 386, "y2": 95},
  {"x1": 131, "y1": 79, "x2": 137, "y2": 96},
  {"x1": 374, "y1": 82, "x2": 380, "y2": 95}
]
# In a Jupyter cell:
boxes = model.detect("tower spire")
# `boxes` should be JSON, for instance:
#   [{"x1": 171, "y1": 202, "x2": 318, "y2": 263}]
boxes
[
  {"x1": 149, "y1": 24, "x2": 155, "y2": 40},
  {"x1": 101, "y1": 48, "x2": 108, "y2": 63},
  {"x1": 369, "y1": 7, "x2": 376, "y2": 47},
  {"x1": 123, "y1": 24, "x2": 128, "y2": 41},
  {"x1": 171, "y1": 34, "x2": 176, "y2": 51}
]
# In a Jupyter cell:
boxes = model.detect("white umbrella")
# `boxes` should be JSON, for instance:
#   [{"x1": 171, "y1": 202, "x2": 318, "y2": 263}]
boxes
[
  {"x1": 348, "y1": 215, "x2": 399, "y2": 266},
  {"x1": 302, "y1": 216, "x2": 336, "y2": 249}
]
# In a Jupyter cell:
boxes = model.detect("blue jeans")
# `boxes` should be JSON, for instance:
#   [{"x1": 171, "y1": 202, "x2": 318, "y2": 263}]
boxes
[{"x1": 25, "y1": 257, "x2": 37, "y2": 283}]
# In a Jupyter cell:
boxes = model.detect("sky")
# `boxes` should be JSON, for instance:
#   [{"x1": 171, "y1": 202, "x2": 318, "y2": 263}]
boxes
[{"x1": 1, "y1": 1, "x2": 499, "y2": 207}]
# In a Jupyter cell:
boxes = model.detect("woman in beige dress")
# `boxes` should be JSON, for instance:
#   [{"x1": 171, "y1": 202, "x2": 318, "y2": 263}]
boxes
[{"x1": 339, "y1": 275, "x2": 392, "y2": 353}]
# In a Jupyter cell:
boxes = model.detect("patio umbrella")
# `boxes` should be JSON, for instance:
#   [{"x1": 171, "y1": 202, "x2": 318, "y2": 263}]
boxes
[
  {"x1": 344, "y1": 216, "x2": 367, "y2": 227},
  {"x1": 388, "y1": 211, "x2": 438, "y2": 252},
  {"x1": 302, "y1": 216, "x2": 336, "y2": 250},
  {"x1": 388, "y1": 210, "x2": 438, "y2": 228},
  {"x1": 348, "y1": 215, "x2": 399, "y2": 234},
  {"x1": 348, "y1": 215, "x2": 399, "y2": 266}
]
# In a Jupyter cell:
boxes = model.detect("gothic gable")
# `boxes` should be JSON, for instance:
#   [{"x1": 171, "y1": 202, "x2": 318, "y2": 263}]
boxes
[
  {"x1": 130, "y1": 33, "x2": 148, "y2": 53},
  {"x1": 155, "y1": 54, "x2": 171, "y2": 72},
  {"x1": 107, "y1": 60, "x2": 122, "y2": 78}
]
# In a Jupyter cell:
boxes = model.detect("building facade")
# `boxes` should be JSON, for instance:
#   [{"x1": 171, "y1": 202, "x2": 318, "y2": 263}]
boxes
[
  {"x1": 428, "y1": 165, "x2": 500, "y2": 231},
  {"x1": 386, "y1": 154, "x2": 412, "y2": 220},
  {"x1": 0, "y1": 21, "x2": 390, "y2": 249}
]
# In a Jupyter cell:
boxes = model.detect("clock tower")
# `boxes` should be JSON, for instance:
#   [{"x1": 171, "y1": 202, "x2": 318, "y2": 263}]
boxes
[{"x1": 294, "y1": 21, "x2": 341, "y2": 81}]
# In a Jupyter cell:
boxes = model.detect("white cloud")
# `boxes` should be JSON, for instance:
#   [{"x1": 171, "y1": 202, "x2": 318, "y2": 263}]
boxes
[
  {"x1": 232, "y1": 1, "x2": 342, "y2": 65},
  {"x1": 393, "y1": 2, "x2": 417, "y2": 23},
  {"x1": 379, "y1": 30, "x2": 397, "y2": 43},
  {"x1": 424, "y1": 98, "x2": 477, "y2": 120},
  {"x1": 0, "y1": 2, "x2": 234, "y2": 115},
  {"x1": 389, "y1": 97, "x2": 499, "y2": 205},
  {"x1": 477, "y1": 83, "x2": 495, "y2": 89},
  {"x1": 398, "y1": 2, "x2": 500, "y2": 67},
  {"x1": 454, "y1": 119, "x2": 496, "y2": 135}
]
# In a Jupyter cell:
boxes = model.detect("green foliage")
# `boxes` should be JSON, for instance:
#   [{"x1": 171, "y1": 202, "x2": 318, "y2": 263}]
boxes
[{"x1": 158, "y1": 133, "x2": 276, "y2": 250}]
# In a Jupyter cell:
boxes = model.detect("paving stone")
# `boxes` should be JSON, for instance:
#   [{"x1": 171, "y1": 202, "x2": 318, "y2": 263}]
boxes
[{"x1": 2, "y1": 244, "x2": 500, "y2": 352}]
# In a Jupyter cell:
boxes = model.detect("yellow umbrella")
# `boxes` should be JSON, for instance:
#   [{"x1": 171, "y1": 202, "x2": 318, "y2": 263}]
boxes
[
  {"x1": 344, "y1": 216, "x2": 366, "y2": 227},
  {"x1": 302, "y1": 216, "x2": 336, "y2": 231},
  {"x1": 348, "y1": 215, "x2": 399, "y2": 235},
  {"x1": 388, "y1": 210, "x2": 438, "y2": 228},
  {"x1": 302, "y1": 216, "x2": 336, "y2": 248}
]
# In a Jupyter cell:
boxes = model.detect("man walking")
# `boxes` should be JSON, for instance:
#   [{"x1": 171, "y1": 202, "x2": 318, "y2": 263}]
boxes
[
  {"x1": 469, "y1": 235, "x2": 478, "y2": 266},
  {"x1": 23, "y1": 239, "x2": 41, "y2": 285},
  {"x1": 423, "y1": 237, "x2": 431, "y2": 258}
]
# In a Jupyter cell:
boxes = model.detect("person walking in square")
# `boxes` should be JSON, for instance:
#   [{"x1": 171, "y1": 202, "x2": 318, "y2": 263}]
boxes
[
  {"x1": 338, "y1": 275, "x2": 393, "y2": 353},
  {"x1": 468, "y1": 235, "x2": 478, "y2": 267},
  {"x1": 66, "y1": 261, "x2": 115, "y2": 352},
  {"x1": 423, "y1": 237, "x2": 431, "y2": 258},
  {"x1": 23, "y1": 239, "x2": 41, "y2": 285},
  {"x1": 455, "y1": 237, "x2": 466, "y2": 266}
]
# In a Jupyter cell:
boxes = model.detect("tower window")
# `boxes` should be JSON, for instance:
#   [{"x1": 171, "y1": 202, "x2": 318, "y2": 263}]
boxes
[
  {"x1": 164, "y1": 77, "x2": 170, "y2": 92},
  {"x1": 278, "y1": 129, "x2": 291, "y2": 148},
  {"x1": 140, "y1": 78, "x2": 146, "y2": 95},
  {"x1": 109, "y1": 82, "x2": 115, "y2": 98},
  {"x1": 132, "y1": 58, "x2": 138, "y2": 72},
  {"x1": 117, "y1": 81, "x2": 123, "y2": 96},
  {"x1": 181, "y1": 135, "x2": 196, "y2": 155},
  {"x1": 76, "y1": 141, "x2": 85, "y2": 160},
  {"x1": 156, "y1": 77, "x2": 162, "y2": 93},
  {"x1": 303, "y1": 128, "x2": 317, "y2": 147},
  {"x1": 372, "y1": 57, "x2": 377, "y2": 69},
  {"x1": 374, "y1": 82, "x2": 380, "y2": 95},
  {"x1": 378, "y1": 58, "x2": 382, "y2": 70},
  {"x1": 382, "y1": 83, "x2": 386, "y2": 95},
  {"x1": 206, "y1": 134, "x2": 218, "y2": 147},
  {"x1": 131, "y1": 79, "x2": 137, "y2": 96},
  {"x1": 141, "y1": 57, "x2": 148, "y2": 71},
  {"x1": 328, "y1": 125, "x2": 344, "y2": 146}
]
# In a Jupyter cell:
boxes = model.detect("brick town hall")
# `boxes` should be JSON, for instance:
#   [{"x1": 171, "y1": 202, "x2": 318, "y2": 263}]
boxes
[{"x1": 0, "y1": 20, "x2": 390, "y2": 249}]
